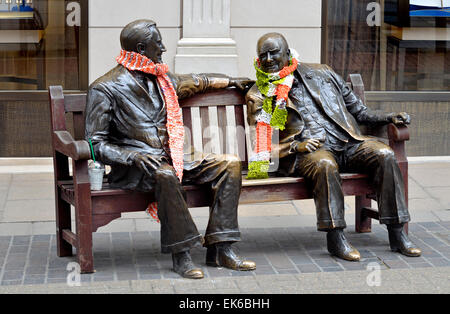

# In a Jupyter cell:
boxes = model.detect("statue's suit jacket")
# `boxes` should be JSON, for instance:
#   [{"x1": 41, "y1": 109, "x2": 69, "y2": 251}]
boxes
[
  {"x1": 85, "y1": 65, "x2": 229, "y2": 191},
  {"x1": 245, "y1": 63, "x2": 391, "y2": 173}
]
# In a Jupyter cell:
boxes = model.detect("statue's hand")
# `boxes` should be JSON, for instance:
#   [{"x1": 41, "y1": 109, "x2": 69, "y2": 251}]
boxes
[
  {"x1": 133, "y1": 153, "x2": 163, "y2": 176},
  {"x1": 296, "y1": 139, "x2": 322, "y2": 153},
  {"x1": 390, "y1": 112, "x2": 411, "y2": 125},
  {"x1": 229, "y1": 77, "x2": 255, "y2": 92}
]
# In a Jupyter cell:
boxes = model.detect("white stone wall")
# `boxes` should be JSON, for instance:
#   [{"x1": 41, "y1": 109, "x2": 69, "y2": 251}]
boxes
[
  {"x1": 230, "y1": 0, "x2": 322, "y2": 79},
  {"x1": 88, "y1": 0, "x2": 182, "y2": 84},
  {"x1": 88, "y1": 0, "x2": 322, "y2": 83}
]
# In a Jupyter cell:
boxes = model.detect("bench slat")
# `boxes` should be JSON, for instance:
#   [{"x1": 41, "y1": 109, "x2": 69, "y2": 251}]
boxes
[
  {"x1": 62, "y1": 229, "x2": 77, "y2": 247},
  {"x1": 64, "y1": 93, "x2": 86, "y2": 112},
  {"x1": 217, "y1": 105, "x2": 228, "y2": 155},
  {"x1": 59, "y1": 173, "x2": 372, "y2": 212},
  {"x1": 200, "y1": 106, "x2": 211, "y2": 153},
  {"x1": 234, "y1": 105, "x2": 247, "y2": 165},
  {"x1": 182, "y1": 106, "x2": 193, "y2": 154},
  {"x1": 179, "y1": 88, "x2": 245, "y2": 108}
]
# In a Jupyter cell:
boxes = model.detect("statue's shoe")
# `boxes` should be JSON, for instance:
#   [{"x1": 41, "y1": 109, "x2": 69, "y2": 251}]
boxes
[
  {"x1": 388, "y1": 224, "x2": 422, "y2": 257},
  {"x1": 172, "y1": 251, "x2": 204, "y2": 279},
  {"x1": 327, "y1": 229, "x2": 361, "y2": 262},
  {"x1": 206, "y1": 243, "x2": 256, "y2": 271}
]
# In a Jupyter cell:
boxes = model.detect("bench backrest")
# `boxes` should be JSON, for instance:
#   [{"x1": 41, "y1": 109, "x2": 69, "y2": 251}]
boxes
[
  {"x1": 48, "y1": 86, "x2": 250, "y2": 167},
  {"x1": 49, "y1": 74, "x2": 368, "y2": 171}
]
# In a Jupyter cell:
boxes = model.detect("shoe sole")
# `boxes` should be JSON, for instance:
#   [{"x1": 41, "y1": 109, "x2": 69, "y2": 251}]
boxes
[
  {"x1": 391, "y1": 247, "x2": 421, "y2": 257},
  {"x1": 206, "y1": 260, "x2": 256, "y2": 271}
]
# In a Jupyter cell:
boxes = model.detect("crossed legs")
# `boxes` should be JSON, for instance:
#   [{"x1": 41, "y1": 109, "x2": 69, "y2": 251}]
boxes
[{"x1": 152, "y1": 153, "x2": 255, "y2": 278}]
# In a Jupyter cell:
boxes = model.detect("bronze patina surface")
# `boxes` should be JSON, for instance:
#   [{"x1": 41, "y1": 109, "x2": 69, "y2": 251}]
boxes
[
  {"x1": 246, "y1": 33, "x2": 421, "y2": 261},
  {"x1": 85, "y1": 19, "x2": 255, "y2": 279}
]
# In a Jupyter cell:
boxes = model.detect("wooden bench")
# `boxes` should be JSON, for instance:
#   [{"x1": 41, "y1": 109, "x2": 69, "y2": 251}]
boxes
[{"x1": 48, "y1": 74, "x2": 410, "y2": 273}]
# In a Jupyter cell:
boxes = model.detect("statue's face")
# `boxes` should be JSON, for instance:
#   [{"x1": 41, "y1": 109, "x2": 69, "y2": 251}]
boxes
[
  {"x1": 137, "y1": 26, "x2": 166, "y2": 63},
  {"x1": 257, "y1": 37, "x2": 290, "y2": 73}
]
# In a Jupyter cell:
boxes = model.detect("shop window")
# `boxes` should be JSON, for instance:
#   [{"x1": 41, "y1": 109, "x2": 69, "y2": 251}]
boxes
[
  {"x1": 323, "y1": 0, "x2": 449, "y2": 91},
  {"x1": 0, "y1": 0, "x2": 87, "y2": 90}
]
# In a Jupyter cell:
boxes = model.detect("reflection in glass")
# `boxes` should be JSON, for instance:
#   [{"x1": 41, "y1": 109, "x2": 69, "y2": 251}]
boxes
[
  {"x1": 0, "y1": 0, "x2": 83, "y2": 90},
  {"x1": 324, "y1": 0, "x2": 449, "y2": 91}
]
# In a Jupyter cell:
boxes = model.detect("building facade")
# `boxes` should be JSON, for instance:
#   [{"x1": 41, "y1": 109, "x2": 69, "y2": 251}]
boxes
[{"x1": 0, "y1": 0, "x2": 449, "y2": 157}]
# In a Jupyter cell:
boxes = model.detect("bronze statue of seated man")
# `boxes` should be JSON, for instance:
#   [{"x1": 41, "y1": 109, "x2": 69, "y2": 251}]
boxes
[
  {"x1": 85, "y1": 19, "x2": 255, "y2": 279},
  {"x1": 245, "y1": 32, "x2": 421, "y2": 262}
]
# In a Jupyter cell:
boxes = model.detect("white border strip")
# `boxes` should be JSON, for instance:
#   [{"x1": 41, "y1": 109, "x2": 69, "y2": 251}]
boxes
[
  {"x1": 0, "y1": 158, "x2": 54, "y2": 174},
  {"x1": 407, "y1": 156, "x2": 450, "y2": 164},
  {"x1": 0, "y1": 156, "x2": 449, "y2": 174}
]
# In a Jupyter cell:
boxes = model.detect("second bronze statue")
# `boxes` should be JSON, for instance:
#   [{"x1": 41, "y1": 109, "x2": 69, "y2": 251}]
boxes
[{"x1": 246, "y1": 32, "x2": 421, "y2": 261}]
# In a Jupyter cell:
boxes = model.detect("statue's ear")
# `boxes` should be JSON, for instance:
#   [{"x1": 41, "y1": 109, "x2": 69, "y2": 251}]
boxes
[{"x1": 136, "y1": 43, "x2": 145, "y2": 55}]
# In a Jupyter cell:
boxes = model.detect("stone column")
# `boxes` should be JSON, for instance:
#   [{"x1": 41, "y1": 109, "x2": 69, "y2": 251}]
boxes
[{"x1": 175, "y1": 0, "x2": 238, "y2": 76}]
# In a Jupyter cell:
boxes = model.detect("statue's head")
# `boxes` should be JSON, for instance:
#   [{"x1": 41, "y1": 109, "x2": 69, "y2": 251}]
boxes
[
  {"x1": 120, "y1": 19, "x2": 166, "y2": 63},
  {"x1": 256, "y1": 33, "x2": 290, "y2": 73}
]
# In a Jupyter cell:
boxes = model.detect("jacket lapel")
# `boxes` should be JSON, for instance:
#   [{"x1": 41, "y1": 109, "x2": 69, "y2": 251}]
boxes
[
  {"x1": 118, "y1": 67, "x2": 164, "y2": 121},
  {"x1": 296, "y1": 64, "x2": 323, "y2": 109},
  {"x1": 122, "y1": 68, "x2": 153, "y2": 102},
  {"x1": 117, "y1": 66, "x2": 170, "y2": 154}
]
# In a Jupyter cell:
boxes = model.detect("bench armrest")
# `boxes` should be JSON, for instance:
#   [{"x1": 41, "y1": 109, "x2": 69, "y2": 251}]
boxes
[
  {"x1": 360, "y1": 123, "x2": 409, "y2": 142},
  {"x1": 387, "y1": 123, "x2": 409, "y2": 142},
  {"x1": 53, "y1": 130, "x2": 91, "y2": 160}
]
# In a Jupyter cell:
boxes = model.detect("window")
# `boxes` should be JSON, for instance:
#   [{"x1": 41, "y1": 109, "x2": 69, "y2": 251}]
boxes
[
  {"x1": 322, "y1": 0, "x2": 449, "y2": 91},
  {"x1": 0, "y1": 0, "x2": 87, "y2": 90}
]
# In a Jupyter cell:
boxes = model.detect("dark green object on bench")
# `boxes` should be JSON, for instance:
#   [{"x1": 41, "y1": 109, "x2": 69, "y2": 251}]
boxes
[{"x1": 48, "y1": 74, "x2": 410, "y2": 273}]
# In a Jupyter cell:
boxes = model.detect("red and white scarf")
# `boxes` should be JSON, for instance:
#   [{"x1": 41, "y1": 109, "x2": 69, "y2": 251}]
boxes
[{"x1": 116, "y1": 49, "x2": 185, "y2": 222}]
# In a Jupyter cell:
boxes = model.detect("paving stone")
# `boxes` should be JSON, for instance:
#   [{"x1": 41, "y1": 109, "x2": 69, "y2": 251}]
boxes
[
  {"x1": 4, "y1": 261, "x2": 26, "y2": 271},
  {"x1": 8, "y1": 246, "x2": 29, "y2": 254},
  {"x1": 313, "y1": 258, "x2": 341, "y2": 268},
  {"x1": 116, "y1": 271, "x2": 138, "y2": 281},
  {"x1": 322, "y1": 266, "x2": 345, "y2": 272},
  {"x1": 25, "y1": 266, "x2": 47, "y2": 275},
  {"x1": 265, "y1": 251, "x2": 295, "y2": 269},
  {"x1": 275, "y1": 268, "x2": 299, "y2": 275},
  {"x1": 251, "y1": 266, "x2": 276, "y2": 276},
  {"x1": 426, "y1": 257, "x2": 450, "y2": 267},
  {"x1": 420, "y1": 249, "x2": 444, "y2": 258},
  {"x1": 23, "y1": 275, "x2": 46, "y2": 285},
  {"x1": 12, "y1": 236, "x2": 31, "y2": 245},
  {"x1": 230, "y1": 270, "x2": 254, "y2": 277},
  {"x1": 410, "y1": 262, "x2": 434, "y2": 268},
  {"x1": 296, "y1": 264, "x2": 321, "y2": 273},
  {"x1": 47, "y1": 269, "x2": 68, "y2": 279},
  {"x1": 383, "y1": 259, "x2": 411, "y2": 269},
  {"x1": 32, "y1": 235, "x2": 51, "y2": 242},
  {"x1": 93, "y1": 275, "x2": 115, "y2": 282},
  {"x1": 46, "y1": 278, "x2": 67, "y2": 284},
  {"x1": 0, "y1": 280, "x2": 22, "y2": 286},
  {"x1": 288, "y1": 254, "x2": 314, "y2": 265},
  {"x1": 2, "y1": 270, "x2": 23, "y2": 281},
  {"x1": 1, "y1": 221, "x2": 450, "y2": 291}
]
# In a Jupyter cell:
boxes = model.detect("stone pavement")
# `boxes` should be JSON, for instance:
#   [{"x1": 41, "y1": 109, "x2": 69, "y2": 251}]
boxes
[
  {"x1": 0, "y1": 267, "x2": 448, "y2": 294},
  {"x1": 0, "y1": 158, "x2": 449, "y2": 294}
]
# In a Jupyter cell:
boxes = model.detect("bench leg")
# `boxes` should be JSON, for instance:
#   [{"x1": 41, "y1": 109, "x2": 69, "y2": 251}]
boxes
[
  {"x1": 75, "y1": 188, "x2": 94, "y2": 273},
  {"x1": 355, "y1": 195, "x2": 372, "y2": 233},
  {"x1": 76, "y1": 214, "x2": 94, "y2": 273},
  {"x1": 73, "y1": 160, "x2": 94, "y2": 273},
  {"x1": 53, "y1": 151, "x2": 73, "y2": 257},
  {"x1": 55, "y1": 193, "x2": 73, "y2": 257}
]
